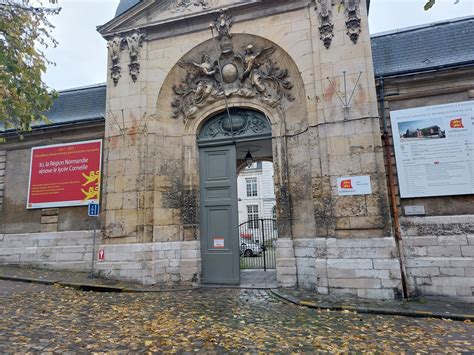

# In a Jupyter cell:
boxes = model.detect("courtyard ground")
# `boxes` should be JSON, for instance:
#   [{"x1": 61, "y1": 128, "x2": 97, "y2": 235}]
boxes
[{"x1": 0, "y1": 279, "x2": 473, "y2": 353}]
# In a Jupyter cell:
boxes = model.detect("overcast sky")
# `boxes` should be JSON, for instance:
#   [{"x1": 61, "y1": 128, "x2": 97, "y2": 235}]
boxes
[{"x1": 42, "y1": 0, "x2": 474, "y2": 91}]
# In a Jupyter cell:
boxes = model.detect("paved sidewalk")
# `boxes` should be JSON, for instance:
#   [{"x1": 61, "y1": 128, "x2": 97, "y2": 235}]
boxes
[
  {"x1": 271, "y1": 288, "x2": 474, "y2": 321},
  {"x1": 0, "y1": 265, "x2": 198, "y2": 293},
  {"x1": 1, "y1": 265, "x2": 473, "y2": 321}
]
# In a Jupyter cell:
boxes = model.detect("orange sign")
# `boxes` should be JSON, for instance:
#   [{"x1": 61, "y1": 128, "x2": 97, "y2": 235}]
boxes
[{"x1": 450, "y1": 118, "x2": 464, "y2": 129}]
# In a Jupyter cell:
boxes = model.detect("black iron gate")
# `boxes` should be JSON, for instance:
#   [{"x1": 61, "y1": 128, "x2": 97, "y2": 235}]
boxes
[{"x1": 239, "y1": 218, "x2": 277, "y2": 270}]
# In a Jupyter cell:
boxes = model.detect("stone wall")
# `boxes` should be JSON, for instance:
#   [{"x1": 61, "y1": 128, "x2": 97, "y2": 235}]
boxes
[
  {"x1": 96, "y1": 241, "x2": 200, "y2": 285},
  {"x1": 292, "y1": 238, "x2": 403, "y2": 299},
  {"x1": 0, "y1": 231, "x2": 200, "y2": 286},
  {"x1": 401, "y1": 216, "x2": 474, "y2": 301},
  {"x1": 0, "y1": 231, "x2": 94, "y2": 270}
]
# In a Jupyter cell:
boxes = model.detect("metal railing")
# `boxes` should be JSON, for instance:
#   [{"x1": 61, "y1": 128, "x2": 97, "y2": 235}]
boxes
[{"x1": 239, "y1": 218, "x2": 277, "y2": 271}]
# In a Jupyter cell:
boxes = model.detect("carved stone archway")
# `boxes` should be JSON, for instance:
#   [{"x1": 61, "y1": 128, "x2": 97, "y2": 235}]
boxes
[
  {"x1": 156, "y1": 32, "x2": 309, "y2": 137},
  {"x1": 197, "y1": 108, "x2": 272, "y2": 147}
]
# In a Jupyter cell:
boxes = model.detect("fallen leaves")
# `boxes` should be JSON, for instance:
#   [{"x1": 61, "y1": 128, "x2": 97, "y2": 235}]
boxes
[{"x1": 0, "y1": 287, "x2": 472, "y2": 353}]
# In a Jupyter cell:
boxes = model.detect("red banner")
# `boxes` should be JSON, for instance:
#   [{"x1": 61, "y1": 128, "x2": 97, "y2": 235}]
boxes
[{"x1": 27, "y1": 140, "x2": 102, "y2": 209}]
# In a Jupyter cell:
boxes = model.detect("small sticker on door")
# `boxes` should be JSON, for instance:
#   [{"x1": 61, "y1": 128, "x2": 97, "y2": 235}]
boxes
[{"x1": 213, "y1": 237, "x2": 225, "y2": 249}]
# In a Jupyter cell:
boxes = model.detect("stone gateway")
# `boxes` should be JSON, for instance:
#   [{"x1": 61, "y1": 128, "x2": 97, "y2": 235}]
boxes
[{"x1": 1, "y1": 1, "x2": 473, "y2": 302}]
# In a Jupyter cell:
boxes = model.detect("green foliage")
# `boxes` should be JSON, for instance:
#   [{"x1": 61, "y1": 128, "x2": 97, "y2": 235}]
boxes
[{"x1": 0, "y1": 0, "x2": 60, "y2": 138}]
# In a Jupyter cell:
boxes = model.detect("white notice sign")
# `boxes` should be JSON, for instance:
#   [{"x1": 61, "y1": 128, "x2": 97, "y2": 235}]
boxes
[
  {"x1": 390, "y1": 101, "x2": 474, "y2": 198},
  {"x1": 213, "y1": 238, "x2": 225, "y2": 249},
  {"x1": 337, "y1": 176, "x2": 372, "y2": 196}
]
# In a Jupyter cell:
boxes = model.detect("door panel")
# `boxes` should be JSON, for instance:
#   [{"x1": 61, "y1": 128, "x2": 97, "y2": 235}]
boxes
[{"x1": 199, "y1": 145, "x2": 239, "y2": 284}]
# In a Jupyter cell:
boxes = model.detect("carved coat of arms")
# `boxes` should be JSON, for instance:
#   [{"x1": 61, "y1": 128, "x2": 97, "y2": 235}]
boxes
[{"x1": 171, "y1": 10, "x2": 295, "y2": 121}]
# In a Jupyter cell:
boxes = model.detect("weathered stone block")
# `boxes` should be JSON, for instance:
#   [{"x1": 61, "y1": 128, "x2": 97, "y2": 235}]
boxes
[
  {"x1": 276, "y1": 248, "x2": 296, "y2": 258},
  {"x1": 278, "y1": 258, "x2": 298, "y2": 268},
  {"x1": 467, "y1": 235, "x2": 474, "y2": 245},
  {"x1": 327, "y1": 247, "x2": 393, "y2": 259},
  {"x1": 277, "y1": 274, "x2": 297, "y2": 288},
  {"x1": 448, "y1": 277, "x2": 474, "y2": 287},
  {"x1": 381, "y1": 278, "x2": 401, "y2": 288},
  {"x1": 277, "y1": 266, "x2": 297, "y2": 275},
  {"x1": 405, "y1": 257, "x2": 451, "y2": 268},
  {"x1": 404, "y1": 247, "x2": 428, "y2": 257},
  {"x1": 461, "y1": 246, "x2": 474, "y2": 257},
  {"x1": 181, "y1": 249, "x2": 199, "y2": 259},
  {"x1": 294, "y1": 248, "x2": 315, "y2": 258},
  {"x1": 327, "y1": 259, "x2": 373, "y2": 269},
  {"x1": 450, "y1": 258, "x2": 474, "y2": 267},
  {"x1": 182, "y1": 241, "x2": 199, "y2": 250},
  {"x1": 439, "y1": 267, "x2": 465, "y2": 276},
  {"x1": 326, "y1": 237, "x2": 394, "y2": 248},
  {"x1": 419, "y1": 285, "x2": 457, "y2": 297},
  {"x1": 275, "y1": 238, "x2": 295, "y2": 249},
  {"x1": 407, "y1": 267, "x2": 440, "y2": 277},
  {"x1": 41, "y1": 208, "x2": 59, "y2": 216},
  {"x1": 426, "y1": 246, "x2": 462, "y2": 257},
  {"x1": 373, "y1": 259, "x2": 400, "y2": 270},
  {"x1": 358, "y1": 288, "x2": 394, "y2": 300},
  {"x1": 40, "y1": 223, "x2": 58, "y2": 233},
  {"x1": 41, "y1": 215, "x2": 59, "y2": 224},
  {"x1": 355, "y1": 269, "x2": 390, "y2": 278},
  {"x1": 403, "y1": 237, "x2": 438, "y2": 247},
  {"x1": 329, "y1": 278, "x2": 381, "y2": 289},
  {"x1": 107, "y1": 193, "x2": 123, "y2": 210},
  {"x1": 437, "y1": 235, "x2": 468, "y2": 246},
  {"x1": 327, "y1": 268, "x2": 356, "y2": 278}
]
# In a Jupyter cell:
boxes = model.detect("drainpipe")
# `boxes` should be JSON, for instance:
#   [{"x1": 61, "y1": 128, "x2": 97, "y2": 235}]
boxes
[{"x1": 379, "y1": 77, "x2": 409, "y2": 299}]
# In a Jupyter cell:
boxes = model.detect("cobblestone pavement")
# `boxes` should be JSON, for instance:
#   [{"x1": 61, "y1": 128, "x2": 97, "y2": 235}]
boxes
[{"x1": 0, "y1": 280, "x2": 473, "y2": 353}]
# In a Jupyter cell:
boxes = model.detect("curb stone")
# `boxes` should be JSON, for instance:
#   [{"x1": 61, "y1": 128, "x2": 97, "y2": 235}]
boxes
[
  {"x1": 0, "y1": 275, "x2": 59, "y2": 286},
  {"x1": 0, "y1": 274, "x2": 199, "y2": 293},
  {"x1": 270, "y1": 289, "x2": 474, "y2": 322}
]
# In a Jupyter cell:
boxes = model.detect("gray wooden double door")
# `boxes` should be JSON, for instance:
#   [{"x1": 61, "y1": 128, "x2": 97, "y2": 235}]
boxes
[{"x1": 199, "y1": 145, "x2": 240, "y2": 284}]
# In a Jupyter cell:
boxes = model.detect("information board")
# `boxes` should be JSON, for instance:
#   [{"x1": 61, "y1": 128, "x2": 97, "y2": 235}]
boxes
[
  {"x1": 27, "y1": 140, "x2": 102, "y2": 209},
  {"x1": 390, "y1": 101, "x2": 474, "y2": 198}
]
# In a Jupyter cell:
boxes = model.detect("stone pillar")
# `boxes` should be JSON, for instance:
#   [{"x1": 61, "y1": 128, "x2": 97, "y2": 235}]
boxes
[{"x1": 275, "y1": 238, "x2": 297, "y2": 288}]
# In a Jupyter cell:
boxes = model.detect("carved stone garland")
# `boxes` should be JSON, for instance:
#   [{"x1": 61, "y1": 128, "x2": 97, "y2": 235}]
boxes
[
  {"x1": 171, "y1": 10, "x2": 295, "y2": 122},
  {"x1": 125, "y1": 30, "x2": 145, "y2": 82},
  {"x1": 344, "y1": 0, "x2": 361, "y2": 44},
  {"x1": 107, "y1": 29, "x2": 145, "y2": 85},
  {"x1": 107, "y1": 35, "x2": 124, "y2": 86},
  {"x1": 171, "y1": 0, "x2": 209, "y2": 12},
  {"x1": 315, "y1": 0, "x2": 334, "y2": 49}
]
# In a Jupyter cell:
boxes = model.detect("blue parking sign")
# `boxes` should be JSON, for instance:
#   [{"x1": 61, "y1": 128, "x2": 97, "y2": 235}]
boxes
[{"x1": 88, "y1": 202, "x2": 100, "y2": 217}]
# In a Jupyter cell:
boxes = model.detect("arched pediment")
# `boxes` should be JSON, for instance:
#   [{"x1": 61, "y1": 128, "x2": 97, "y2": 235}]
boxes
[
  {"x1": 157, "y1": 32, "x2": 308, "y2": 131},
  {"x1": 198, "y1": 108, "x2": 271, "y2": 146}
]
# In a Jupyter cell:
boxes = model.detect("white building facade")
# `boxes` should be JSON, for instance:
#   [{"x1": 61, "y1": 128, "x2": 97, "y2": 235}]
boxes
[{"x1": 237, "y1": 161, "x2": 276, "y2": 226}]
